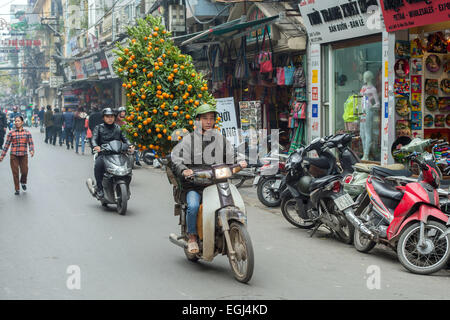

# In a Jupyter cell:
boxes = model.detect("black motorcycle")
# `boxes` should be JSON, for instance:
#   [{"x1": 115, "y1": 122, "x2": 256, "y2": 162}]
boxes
[
  {"x1": 280, "y1": 135, "x2": 372, "y2": 243},
  {"x1": 86, "y1": 141, "x2": 133, "y2": 215}
]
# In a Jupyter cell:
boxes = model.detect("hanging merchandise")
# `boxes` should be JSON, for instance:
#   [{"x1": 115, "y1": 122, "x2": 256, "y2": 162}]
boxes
[
  {"x1": 411, "y1": 58, "x2": 423, "y2": 74},
  {"x1": 258, "y1": 26, "x2": 273, "y2": 74},
  {"x1": 444, "y1": 60, "x2": 450, "y2": 73},
  {"x1": 440, "y1": 78, "x2": 450, "y2": 94},
  {"x1": 276, "y1": 67, "x2": 285, "y2": 86},
  {"x1": 425, "y1": 95, "x2": 439, "y2": 111},
  {"x1": 284, "y1": 57, "x2": 295, "y2": 86},
  {"x1": 294, "y1": 87, "x2": 307, "y2": 101},
  {"x1": 395, "y1": 40, "x2": 411, "y2": 59},
  {"x1": 411, "y1": 75, "x2": 422, "y2": 93},
  {"x1": 288, "y1": 122, "x2": 305, "y2": 154},
  {"x1": 424, "y1": 114, "x2": 434, "y2": 127},
  {"x1": 427, "y1": 32, "x2": 447, "y2": 54},
  {"x1": 343, "y1": 94, "x2": 360, "y2": 122},
  {"x1": 411, "y1": 111, "x2": 422, "y2": 130},
  {"x1": 234, "y1": 37, "x2": 249, "y2": 80},
  {"x1": 396, "y1": 119, "x2": 411, "y2": 137},
  {"x1": 439, "y1": 97, "x2": 450, "y2": 111},
  {"x1": 396, "y1": 98, "x2": 411, "y2": 117},
  {"x1": 394, "y1": 78, "x2": 410, "y2": 97},
  {"x1": 411, "y1": 93, "x2": 422, "y2": 111},
  {"x1": 411, "y1": 38, "x2": 424, "y2": 58},
  {"x1": 210, "y1": 44, "x2": 224, "y2": 83},
  {"x1": 446, "y1": 114, "x2": 450, "y2": 126},
  {"x1": 292, "y1": 65, "x2": 306, "y2": 88},
  {"x1": 425, "y1": 79, "x2": 439, "y2": 95},
  {"x1": 395, "y1": 59, "x2": 410, "y2": 78},
  {"x1": 425, "y1": 54, "x2": 441, "y2": 73},
  {"x1": 435, "y1": 114, "x2": 445, "y2": 127}
]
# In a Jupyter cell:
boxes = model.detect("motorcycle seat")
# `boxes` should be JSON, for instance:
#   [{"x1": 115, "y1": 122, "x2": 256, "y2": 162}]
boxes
[
  {"x1": 371, "y1": 179, "x2": 404, "y2": 201},
  {"x1": 305, "y1": 157, "x2": 330, "y2": 169},
  {"x1": 371, "y1": 165, "x2": 412, "y2": 179},
  {"x1": 310, "y1": 175, "x2": 341, "y2": 191}
]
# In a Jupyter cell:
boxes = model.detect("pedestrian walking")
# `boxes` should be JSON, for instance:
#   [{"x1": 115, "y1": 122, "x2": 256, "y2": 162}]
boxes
[
  {"x1": 62, "y1": 108, "x2": 75, "y2": 149},
  {"x1": 86, "y1": 116, "x2": 93, "y2": 154},
  {"x1": 0, "y1": 108, "x2": 7, "y2": 149},
  {"x1": 88, "y1": 106, "x2": 103, "y2": 153},
  {"x1": 38, "y1": 107, "x2": 45, "y2": 132},
  {"x1": 44, "y1": 105, "x2": 54, "y2": 143},
  {"x1": 0, "y1": 116, "x2": 35, "y2": 195},
  {"x1": 74, "y1": 107, "x2": 88, "y2": 154},
  {"x1": 52, "y1": 108, "x2": 64, "y2": 146}
]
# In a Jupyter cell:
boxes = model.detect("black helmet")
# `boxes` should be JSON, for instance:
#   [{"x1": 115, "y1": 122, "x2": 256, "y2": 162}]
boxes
[{"x1": 102, "y1": 107, "x2": 115, "y2": 116}]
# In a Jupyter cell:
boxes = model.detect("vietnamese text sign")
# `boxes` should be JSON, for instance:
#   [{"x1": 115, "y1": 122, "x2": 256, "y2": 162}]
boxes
[
  {"x1": 216, "y1": 97, "x2": 239, "y2": 147},
  {"x1": 380, "y1": 0, "x2": 450, "y2": 32},
  {"x1": 298, "y1": 0, "x2": 381, "y2": 44}
]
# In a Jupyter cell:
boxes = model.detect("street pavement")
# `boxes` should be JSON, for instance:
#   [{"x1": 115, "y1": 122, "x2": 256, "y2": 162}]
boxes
[{"x1": 0, "y1": 127, "x2": 449, "y2": 300}]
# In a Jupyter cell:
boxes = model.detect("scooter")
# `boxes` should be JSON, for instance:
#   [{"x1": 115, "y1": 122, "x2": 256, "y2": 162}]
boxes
[
  {"x1": 166, "y1": 162, "x2": 254, "y2": 283},
  {"x1": 353, "y1": 152, "x2": 450, "y2": 275},
  {"x1": 86, "y1": 141, "x2": 133, "y2": 215},
  {"x1": 254, "y1": 153, "x2": 288, "y2": 207}
]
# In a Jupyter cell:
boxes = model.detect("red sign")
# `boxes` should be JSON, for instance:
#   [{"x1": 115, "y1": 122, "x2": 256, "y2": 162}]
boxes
[
  {"x1": 312, "y1": 87, "x2": 318, "y2": 101},
  {"x1": 0, "y1": 39, "x2": 41, "y2": 47},
  {"x1": 380, "y1": 0, "x2": 450, "y2": 32},
  {"x1": 385, "y1": 82, "x2": 388, "y2": 98}
]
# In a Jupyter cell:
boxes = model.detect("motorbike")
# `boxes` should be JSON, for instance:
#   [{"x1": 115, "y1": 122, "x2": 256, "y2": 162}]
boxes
[
  {"x1": 280, "y1": 136, "x2": 372, "y2": 244},
  {"x1": 353, "y1": 152, "x2": 450, "y2": 275},
  {"x1": 86, "y1": 140, "x2": 133, "y2": 215},
  {"x1": 166, "y1": 161, "x2": 254, "y2": 283},
  {"x1": 254, "y1": 153, "x2": 288, "y2": 207}
]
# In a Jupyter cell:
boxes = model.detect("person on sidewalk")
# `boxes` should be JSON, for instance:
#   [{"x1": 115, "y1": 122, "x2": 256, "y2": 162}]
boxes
[
  {"x1": 73, "y1": 107, "x2": 88, "y2": 155},
  {"x1": 0, "y1": 116, "x2": 35, "y2": 195},
  {"x1": 0, "y1": 108, "x2": 7, "y2": 149},
  {"x1": 38, "y1": 106, "x2": 45, "y2": 132},
  {"x1": 52, "y1": 108, "x2": 64, "y2": 146},
  {"x1": 62, "y1": 107, "x2": 75, "y2": 149},
  {"x1": 44, "y1": 105, "x2": 54, "y2": 144}
]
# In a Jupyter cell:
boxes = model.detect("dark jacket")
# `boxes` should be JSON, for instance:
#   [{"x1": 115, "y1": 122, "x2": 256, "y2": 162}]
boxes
[
  {"x1": 38, "y1": 110, "x2": 45, "y2": 121},
  {"x1": 44, "y1": 110, "x2": 54, "y2": 127},
  {"x1": 88, "y1": 111, "x2": 103, "y2": 132},
  {"x1": 92, "y1": 123, "x2": 131, "y2": 148},
  {"x1": 53, "y1": 112, "x2": 64, "y2": 128},
  {"x1": 0, "y1": 111, "x2": 7, "y2": 129},
  {"x1": 171, "y1": 130, "x2": 237, "y2": 192},
  {"x1": 74, "y1": 112, "x2": 88, "y2": 133},
  {"x1": 62, "y1": 111, "x2": 74, "y2": 129}
]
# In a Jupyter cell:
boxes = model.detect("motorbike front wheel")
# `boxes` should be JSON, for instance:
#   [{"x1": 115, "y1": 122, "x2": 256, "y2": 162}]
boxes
[
  {"x1": 397, "y1": 221, "x2": 450, "y2": 275},
  {"x1": 354, "y1": 228, "x2": 377, "y2": 253},
  {"x1": 281, "y1": 195, "x2": 315, "y2": 229},
  {"x1": 116, "y1": 184, "x2": 128, "y2": 215},
  {"x1": 257, "y1": 177, "x2": 281, "y2": 207},
  {"x1": 229, "y1": 176, "x2": 246, "y2": 188},
  {"x1": 227, "y1": 222, "x2": 254, "y2": 283}
]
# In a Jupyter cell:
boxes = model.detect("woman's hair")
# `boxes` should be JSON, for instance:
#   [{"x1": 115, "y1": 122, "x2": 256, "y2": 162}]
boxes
[{"x1": 15, "y1": 115, "x2": 24, "y2": 122}]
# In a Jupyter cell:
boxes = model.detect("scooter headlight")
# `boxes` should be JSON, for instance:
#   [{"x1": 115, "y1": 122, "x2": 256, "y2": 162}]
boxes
[{"x1": 214, "y1": 167, "x2": 232, "y2": 180}]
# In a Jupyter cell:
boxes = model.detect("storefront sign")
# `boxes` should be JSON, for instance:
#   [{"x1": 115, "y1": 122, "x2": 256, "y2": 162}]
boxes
[
  {"x1": 83, "y1": 57, "x2": 97, "y2": 78},
  {"x1": 74, "y1": 60, "x2": 85, "y2": 80},
  {"x1": 93, "y1": 51, "x2": 111, "y2": 80},
  {"x1": 0, "y1": 39, "x2": 41, "y2": 47},
  {"x1": 105, "y1": 49, "x2": 119, "y2": 78},
  {"x1": 309, "y1": 43, "x2": 321, "y2": 141},
  {"x1": 312, "y1": 70, "x2": 318, "y2": 84},
  {"x1": 298, "y1": 0, "x2": 381, "y2": 44},
  {"x1": 216, "y1": 97, "x2": 239, "y2": 147},
  {"x1": 312, "y1": 87, "x2": 319, "y2": 100},
  {"x1": 380, "y1": 0, "x2": 450, "y2": 32}
]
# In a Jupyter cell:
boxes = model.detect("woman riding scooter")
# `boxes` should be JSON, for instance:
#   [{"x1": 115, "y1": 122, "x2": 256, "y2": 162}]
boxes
[{"x1": 171, "y1": 103, "x2": 247, "y2": 254}]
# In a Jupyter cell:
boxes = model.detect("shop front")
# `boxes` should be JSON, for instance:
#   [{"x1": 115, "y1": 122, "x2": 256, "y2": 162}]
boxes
[
  {"x1": 299, "y1": 0, "x2": 387, "y2": 163},
  {"x1": 379, "y1": 0, "x2": 450, "y2": 166}
]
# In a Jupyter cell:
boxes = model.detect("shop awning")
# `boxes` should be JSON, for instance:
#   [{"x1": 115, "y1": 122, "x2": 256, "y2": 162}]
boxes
[{"x1": 174, "y1": 15, "x2": 279, "y2": 46}]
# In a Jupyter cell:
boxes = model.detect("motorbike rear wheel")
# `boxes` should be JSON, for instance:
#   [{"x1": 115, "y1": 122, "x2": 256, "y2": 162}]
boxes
[
  {"x1": 257, "y1": 177, "x2": 281, "y2": 207},
  {"x1": 397, "y1": 221, "x2": 450, "y2": 275},
  {"x1": 354, "y1": 228, "x2": 377, "y2": 253},
  {"x1": 116, "y1": 184, "x2": 128, "y2": 216},
  {"x1": 281, "y1": 195, "x2": 315, "y2": 229},
  {"x1": 227, "y1": 222, "x2": 254, "y2": 283}
]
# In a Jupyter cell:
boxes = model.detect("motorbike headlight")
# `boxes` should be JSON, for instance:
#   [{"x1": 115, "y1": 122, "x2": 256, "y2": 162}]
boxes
[{"x1": 214, "y1": 167, "x2": 232, "y2": 180}]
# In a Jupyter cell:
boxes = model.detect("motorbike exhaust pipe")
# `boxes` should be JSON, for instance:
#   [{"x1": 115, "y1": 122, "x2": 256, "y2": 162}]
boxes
[
  {"x1": 344, "y1": 209, "x2": 375, "y2": 240},
  {"x1": 169, "y1": 233, "x2": 188, "y2": 249}
]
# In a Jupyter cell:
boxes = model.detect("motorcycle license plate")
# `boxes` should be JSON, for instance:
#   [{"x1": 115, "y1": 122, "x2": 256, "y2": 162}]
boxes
[
  {"x1": 273, "y1": 179, "x2": 282, "y2": 190},
  {"x1": 253, "y1": 176, "x2": 261, "y2": 185},
  {"x1": 334, "y1": 193, "x2": 355, "y2": 211}
]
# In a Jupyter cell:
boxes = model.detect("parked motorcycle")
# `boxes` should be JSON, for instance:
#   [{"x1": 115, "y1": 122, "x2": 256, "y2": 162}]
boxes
[
  {"x1": 86, "y1": 141, "x2": 133, "y2": 215},
  {"x1": 280, "y1": 136, "x2": 372, "y2": 243},
  {"x1": 353, "y1": 152, "x2": 450, "y2": 275},
  {"x1": 166, "y1": 162, "x2": 254, "y2": 283},
  {"x1": 254, "y1": 154, "x2": 288, "y2": 207}
]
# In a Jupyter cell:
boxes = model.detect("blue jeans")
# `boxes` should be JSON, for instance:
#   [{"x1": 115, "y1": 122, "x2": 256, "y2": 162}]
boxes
[
  {"x1": 74, "y1": 130, "x2": 86, "y2": 153},
  {"x1": 186, "y1": 190, "x2": 201, "y2": 235}
]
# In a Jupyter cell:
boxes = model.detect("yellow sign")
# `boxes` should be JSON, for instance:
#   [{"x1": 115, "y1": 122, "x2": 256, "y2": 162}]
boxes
[
  {"x1": 385, "y1": 61, "x2": 388, "y2": 78},
  {"x1": 312, "y1": 70, "x2": 318, "y2": 83}
]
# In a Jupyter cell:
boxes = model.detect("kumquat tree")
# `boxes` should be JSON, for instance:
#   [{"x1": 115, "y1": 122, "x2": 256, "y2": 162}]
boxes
[{"x1": 113, "y1": 16, "x2": 221, "y2": 158}]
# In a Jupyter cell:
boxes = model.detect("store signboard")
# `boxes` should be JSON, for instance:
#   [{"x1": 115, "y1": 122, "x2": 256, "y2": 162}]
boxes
[
  {"x1": 216, "y1": 97, "x2": 239, "y2": 147},
  {"x1": 380, "y1": 0, "x2": 450, "y2": 32},
  {"x1": 309, "y1": 43, "x2": 321, "y2": 141},
  {"x1": 74, "y1": 60, "x2": 85, "y2": 79},
  {"x1": 83, "y1": 57, "x2": 97, "y2": 78},
  {"x1": 105, "y1": 48, "x2": 119, "y2": 78},
  {"x1": 93, "y1": 51, "x2": 111, "y2": 79},
  {"x1": 298, "y1": 0, "x2": 381, "y2": 44}
]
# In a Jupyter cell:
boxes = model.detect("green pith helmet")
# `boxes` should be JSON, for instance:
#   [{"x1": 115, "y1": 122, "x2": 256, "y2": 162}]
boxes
[{"x1": 194, "y1": 103, "x2": 216, "y2": 118}]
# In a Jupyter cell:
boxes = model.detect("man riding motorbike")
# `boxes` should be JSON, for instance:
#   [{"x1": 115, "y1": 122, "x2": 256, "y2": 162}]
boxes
[
  {"x1": 171, "y1": 103, "x2": 247, "y2": 254},
  {"x1": 92, "y1": 108, "x2": 134, "y2": 198}
]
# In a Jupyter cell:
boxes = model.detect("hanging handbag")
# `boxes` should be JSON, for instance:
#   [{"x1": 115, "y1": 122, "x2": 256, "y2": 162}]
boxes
[
  {"x1": 235, "y1": 37, "x2": 249, "y2": 80},
  {"x1": 293, "y1": 65, "x2": 306, "y2": 88},
  {"x1": 258, "y1": 26, "x2": 273, "y2": 74},
  {"x1": 299, "y1": 102, "x2": 307, "y2": 119},
  {"x1": 284, "y1": 56, "x2": 295, "y2": 86},
  {"x1": 277, "y1": 67, "x2": 285, "y2": 85}
]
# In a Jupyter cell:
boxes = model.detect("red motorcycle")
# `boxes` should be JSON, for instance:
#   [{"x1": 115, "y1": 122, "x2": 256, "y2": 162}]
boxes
[{"x1": 354, "y1": 152, "x2": 450, "y2": 275}]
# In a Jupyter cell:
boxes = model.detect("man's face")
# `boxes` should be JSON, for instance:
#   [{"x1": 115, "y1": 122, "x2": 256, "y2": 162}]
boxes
[
  {"x1": 199, "y1": 112, "x2": 216, "y2": 131},
  {"x1": 104, "y1": 115, "x2": 115, "y2": 125},
  {"x1": 15, "y1": 117, "x2": 23, "y2": 129}
]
